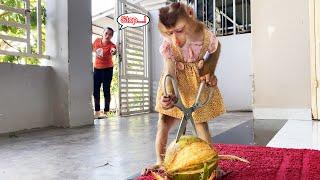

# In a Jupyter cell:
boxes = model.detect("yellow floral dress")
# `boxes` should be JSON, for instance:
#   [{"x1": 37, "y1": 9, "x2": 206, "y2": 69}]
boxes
[{"x1": 155, "y1": 30, "x2": 226, "y2": 123}]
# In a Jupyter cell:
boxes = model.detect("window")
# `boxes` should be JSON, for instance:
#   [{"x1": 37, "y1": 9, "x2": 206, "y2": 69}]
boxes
[
  {"x1": 173, "y1": 0, "x2": 251, "y2": 36},
  {"x1": 0, "y1": 0, "x2": 48, "y2": 65}
]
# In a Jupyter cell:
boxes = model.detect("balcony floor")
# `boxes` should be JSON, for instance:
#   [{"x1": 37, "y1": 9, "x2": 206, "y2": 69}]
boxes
[{"x1": 1, "y1": 112, "x2": 314, "y2": 180}]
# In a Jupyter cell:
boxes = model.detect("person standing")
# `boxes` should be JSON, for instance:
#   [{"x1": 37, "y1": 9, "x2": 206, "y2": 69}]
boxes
[{"x1": 92, "y1": 27, "x2": 117, "y2": 119}]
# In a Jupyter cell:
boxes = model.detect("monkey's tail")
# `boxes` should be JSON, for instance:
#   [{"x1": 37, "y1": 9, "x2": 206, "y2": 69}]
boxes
[{"x1": 218, "y1": 155, "x2": 250, "y2": 163}]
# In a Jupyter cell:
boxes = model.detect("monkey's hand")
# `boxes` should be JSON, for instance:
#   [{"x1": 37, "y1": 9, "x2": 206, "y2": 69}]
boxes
[
  {"x1": 200, "y1": 74, "x2": 217, "y2": 87},
  {"x1": 161, "y1": 94, "x2": 177, "y2": 109}
]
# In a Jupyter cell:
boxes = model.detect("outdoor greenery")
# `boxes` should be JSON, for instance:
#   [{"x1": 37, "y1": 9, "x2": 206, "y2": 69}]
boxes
[
  {"x1": 0, "y1": 0, "x2": 46, "y2": 65},
  {"x1": 1, "y1": 1, "x2": 144, "y2": 114},
  {"x1": 111, "y1": 58, "x2": 119, "y2": 95}
]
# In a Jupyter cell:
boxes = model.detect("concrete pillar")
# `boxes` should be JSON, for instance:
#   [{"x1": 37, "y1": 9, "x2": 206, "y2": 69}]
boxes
[
  {"x1": 68, "y1": 0, "x2": 94, "y2": 126},
  {"x1": 46, "y1": 0, "x2": 93, "y2": 127}
]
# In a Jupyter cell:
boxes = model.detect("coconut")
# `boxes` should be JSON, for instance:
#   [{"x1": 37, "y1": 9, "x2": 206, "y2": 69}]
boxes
[
  {"x1": 143, "y1": 136, "x2": 249, "y2": 180},
  {"x1": 163, "y1": 136, "x2": 219, "y2": 180}
]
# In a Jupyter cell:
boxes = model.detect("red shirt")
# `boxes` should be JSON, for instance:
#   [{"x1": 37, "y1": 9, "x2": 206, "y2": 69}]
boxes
[{"x1": 92, "y1": 38, "x2": 116, "y2": 69}]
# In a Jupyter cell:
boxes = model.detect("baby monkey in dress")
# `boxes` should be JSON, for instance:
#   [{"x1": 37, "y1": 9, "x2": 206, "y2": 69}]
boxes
[{"x1": 145, "y1": 2, "x2": 225, "y2": 173}]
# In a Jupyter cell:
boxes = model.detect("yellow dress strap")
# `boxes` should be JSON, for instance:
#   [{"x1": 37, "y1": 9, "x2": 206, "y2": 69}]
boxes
[
  {"x1": 171, "y1": 43, "x2": 183, "y2": 62},
  {"x1": 198, "y1": 30, "x2": 210, "y2": 61}
]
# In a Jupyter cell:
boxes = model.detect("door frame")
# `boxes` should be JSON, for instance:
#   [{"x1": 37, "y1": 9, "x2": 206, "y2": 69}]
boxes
[
  {"x1": 310, "y1": 0, "x2": 320, "y2": 120},
  {"x1": 115, "y1": 0, "x2": 151, "y2": 116}
]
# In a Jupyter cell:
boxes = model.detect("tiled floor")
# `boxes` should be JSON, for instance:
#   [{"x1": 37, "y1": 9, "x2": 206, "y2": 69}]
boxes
[
  {"x1": 267, "y1": 119, "x2": 320, "y2": 150},
  {"x1": 0, "y1": 112, "x2": 314, "y2": 180}
]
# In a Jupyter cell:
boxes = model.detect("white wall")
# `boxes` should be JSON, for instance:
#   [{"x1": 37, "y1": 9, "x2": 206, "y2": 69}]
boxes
[
  {"x1": 0, "y1": 64, "x2": 53, "y2": 134},
  {"x1": 216, "y1": 34, "x2": 252, "y2": 111},
  {"x1": 0, "y1": 0, "x2": 94, "y2": 134},
  {"x1": 252, "y1": 0, "x2": 312, "y2": 120},
  {"x1": 46, "y1": 0, "x2": 70, "y2": 127}
]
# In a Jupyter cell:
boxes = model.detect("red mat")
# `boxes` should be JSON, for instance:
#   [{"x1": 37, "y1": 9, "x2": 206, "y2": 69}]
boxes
[{"x1": 137, "y1": 144, "x2": 320, "y2": 180}]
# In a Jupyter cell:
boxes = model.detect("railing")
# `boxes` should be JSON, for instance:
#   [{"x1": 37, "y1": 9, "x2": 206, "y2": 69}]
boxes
[
  {"x1": 0, "y1": 0, "x2": 49, "y2": 63},
  {"x1": 172, "y1": 0, "x2": 251, "y2": 36}
]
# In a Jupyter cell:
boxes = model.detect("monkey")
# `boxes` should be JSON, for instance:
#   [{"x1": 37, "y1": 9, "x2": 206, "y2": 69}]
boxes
[
  {"x1": 143, "y1": 2, "x2": 226, "y2": 173},
  {"x1": 158, "y1": 3, "x2": 221, "y2": 84}
]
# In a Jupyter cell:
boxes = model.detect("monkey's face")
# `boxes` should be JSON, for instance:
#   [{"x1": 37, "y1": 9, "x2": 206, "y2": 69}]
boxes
[
  {"x1": 158, "y1": 3, "x2": 196, "y2": 47},
  {"x1": 163, "y1": 19, "x2": 187, "y2": 47}
]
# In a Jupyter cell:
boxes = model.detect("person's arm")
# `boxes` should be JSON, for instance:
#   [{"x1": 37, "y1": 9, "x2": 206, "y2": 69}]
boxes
[
  {"x1": 110, "y1": 44, "x2": 117, "y2": 55},
  {"x1": 92, "y1": 39, "x2": 98, "y2": 52}
]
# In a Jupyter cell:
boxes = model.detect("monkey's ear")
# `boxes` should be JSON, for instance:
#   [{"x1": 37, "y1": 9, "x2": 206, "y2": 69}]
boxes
[{"x1": 186, "y1": 7, "x2": 195, "y2": 18}]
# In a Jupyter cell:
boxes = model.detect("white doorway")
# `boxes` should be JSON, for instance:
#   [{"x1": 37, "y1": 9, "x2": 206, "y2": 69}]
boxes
[
  {"x1": 92, "y1": 11, "x2": 119, "y2": 116},
  {"x1": 316, "y1": 0, "x2": 320, "y2": 120},
  {"x1": 311, "y1": 0, "x2": 320, "y2": 119},
  {"x1": 91, "y1": 0, "x2": 150, "y2": 116},
  {"x1": 115, "y1": 0, "x2": 151, "y2": 116}
]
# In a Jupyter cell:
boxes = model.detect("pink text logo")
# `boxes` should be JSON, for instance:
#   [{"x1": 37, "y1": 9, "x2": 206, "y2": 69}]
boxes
[{"x1": 117, "y1": 13, "x2": 150, "y2": 30}]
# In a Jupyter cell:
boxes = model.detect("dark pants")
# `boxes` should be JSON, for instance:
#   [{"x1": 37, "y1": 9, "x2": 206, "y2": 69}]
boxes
[{"x1": 93, "y1": 67, "x2": 113, "y2": 112}]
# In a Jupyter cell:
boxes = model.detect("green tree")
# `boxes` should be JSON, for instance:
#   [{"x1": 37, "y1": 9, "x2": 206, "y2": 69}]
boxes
[{"x1": 0, "y1": 0, "x2": 46, "y2": 65}]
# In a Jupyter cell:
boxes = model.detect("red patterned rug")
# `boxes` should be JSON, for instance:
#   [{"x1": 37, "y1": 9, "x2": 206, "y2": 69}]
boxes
[{"x1": 137, "y1": 144, "x2": 320, "y2": 180}]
